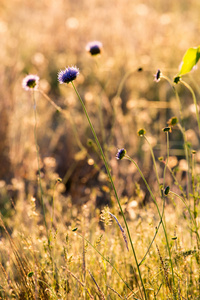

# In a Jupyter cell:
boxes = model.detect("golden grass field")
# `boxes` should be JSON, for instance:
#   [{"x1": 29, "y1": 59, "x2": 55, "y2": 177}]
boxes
[{"x1": 1, "y1": 0, "x2": 200, "y2": 299}]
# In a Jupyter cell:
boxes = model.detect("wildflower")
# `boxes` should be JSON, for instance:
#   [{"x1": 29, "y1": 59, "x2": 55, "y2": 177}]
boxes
[
  {"x1": 116, "y1": 148, "x2": 126, "y2": 160},
  {"x1": 58, "y1": 66, "x2": 79, "y2": 84},
  {"x1": 86, "y1": 41, "x2": 102, "y2": 55},
  {"x1": 22, "y1": 75, "x2": 39, "y2": 91},
  {"x1": 154, "y1": 69, "x2": 161, "y2": 82}
]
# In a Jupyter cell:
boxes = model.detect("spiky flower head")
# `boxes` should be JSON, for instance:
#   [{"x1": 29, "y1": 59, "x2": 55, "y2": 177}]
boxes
[
  {"x1": 58, "y1": 66, "x2": 79, "y2": 84},
  {"x1": 22, "y1": 75, "x2": 39, "y2": 91},
  {"x1": 116, "y1": 148, "x2": 126, "y2": 160},
  {"x1": 86, "y1": 41, "x2": 102, "y2": 55},
  {"x1": 154, "y1": 69, "x2": 161, "y2": 82}
]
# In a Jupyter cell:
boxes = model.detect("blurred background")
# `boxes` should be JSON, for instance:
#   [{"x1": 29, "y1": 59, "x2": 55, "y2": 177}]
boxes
[{"x1": 1, "y1": 0, "x2": 200, "y2": 213}]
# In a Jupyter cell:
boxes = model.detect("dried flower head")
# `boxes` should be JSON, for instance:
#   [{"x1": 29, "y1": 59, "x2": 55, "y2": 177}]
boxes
[
  {"x1": 86, "y1": 41, "x2": 102, "y2": 55},
  {"x1": 58, "y1": 66, "x2": 79, "y2": 84},
  {"x1": 164, "y1": 186, "x2": 170, "y2": 195},
  {"x1": 137, "y1": 128, "x2": 146, "y2": 136},
  {"x1": 22, "y1": 75, "x2": 39, "y2": 91},
  {"x1": 154, "y1": 69, "x2": 161, "y2": 82},
  {"x1": 174, "y1": 76, "x2": 181, "y2": 84},
  {"x1": 116, "y1": 148, "x2": 126, "y2": 160},
  {"x1": 162, "y1": 127, "x2": 171, "y2": 133},
  {"x1": 167, "y1": 116, "x2": 179, "y2": 127}
]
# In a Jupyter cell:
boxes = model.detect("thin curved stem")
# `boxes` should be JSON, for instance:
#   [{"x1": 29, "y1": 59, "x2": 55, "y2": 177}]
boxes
[
  {"x1": 71, "y1": 82, "x2": 147, "y2": 300},
  {"x1": 143, "y1": 135, "x2": 160, "y2": 189},
  {"x1": 77, "y1": 233, "x2": 133, "y2": 292},
  {"x1": 32, "y1": 91, "x2": 49, "y2": 241},
  {"x1": 125, "y1": 155, "x2": 175, "y2": 289},
  {"x1": 181, "y1": 80, "x2": 200, "y2": 135},
  {"x1": 169, "y1": 191, "x2": 200, "y2": 243}
]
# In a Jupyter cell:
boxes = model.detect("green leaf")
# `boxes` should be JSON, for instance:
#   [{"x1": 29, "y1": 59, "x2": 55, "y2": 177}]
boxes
[{"x1": 177, "y1": 46, "x2": 200, "y2": 76}]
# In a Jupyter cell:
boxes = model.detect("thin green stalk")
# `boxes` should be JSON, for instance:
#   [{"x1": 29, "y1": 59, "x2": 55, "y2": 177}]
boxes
[
  {"x1": 161, "y1": 75, "x2": 183, "y2": 122},
  {"x1": 77, "y1": 233, "x2": 133, "y2": 293},
  {"x1": 125, "y1": 155, "x2": 175, "y2": 290},
  {"x1": 160, "y1": 74, "x2": 191, "y2": 198},
  {"x1": 191, "y1": 152, "x2": 199, "y2": 249},
  {"x1": 163, "y1": 131, "x2": 169, "y2": 191},
  {"x1": 71, "y1": 82, "x2": 147, "y2": 300},
  {"x1": 32, "y1": 91, "x2": 49, "y2": 241},
  {"x1": 181, "y1": 80, "x2": 200, "y2": 135},
  {"x1": 177, "y1": 123, "x2": 190, "y2": 197},
  {"x1": 139, "y1": 220, "x2": 161, "y2": 267},
  {"x1": 38, "y1": 89, "x2": 85, "y2": 152},
  {"x1": 169, "y1": 191, "x2": 200, "y2": 243},
  {"x1": 143, "y1": 135, "x2": 160, "y2": 189},
  {"x1": 140, "y1": 132, "x2": 171, "y2": 268},
  {"x1": 161, "y1": 161, "x2": 186, "y2": 199},
  {"x1": 137, "y1": 135, "x2": 163, "y2": 266}
]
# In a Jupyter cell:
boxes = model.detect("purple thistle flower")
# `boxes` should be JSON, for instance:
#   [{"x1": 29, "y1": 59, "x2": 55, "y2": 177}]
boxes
[
  {"x1": 22, "y1": 75, "x2": 39, "y2": 91},
  {"x1": 116, "y1": 148, "x2": 126, "y2": 160},
  {"x1": 58, "y1": 66, "x2": 79, "y2": 84},
  {"x1": 86, "y1": 41, "x2": 102, "y2": 55},
  {"x1": 109, "y1": 212, "x2": 129, "y2": 251}
]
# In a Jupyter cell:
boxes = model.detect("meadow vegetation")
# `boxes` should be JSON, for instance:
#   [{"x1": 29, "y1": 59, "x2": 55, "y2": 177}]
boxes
[{"x1": 1, "y1": 0, "x2": 200, "y2": 299}]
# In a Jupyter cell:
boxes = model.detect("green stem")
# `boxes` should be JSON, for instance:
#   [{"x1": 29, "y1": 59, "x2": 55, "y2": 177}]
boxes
[
  {"x1": 161, "y1": 75, "x2": 183, "y2": 123},
  {"x1": 163, "y1": 131, "x2": 169, "y2": 191},
  {"x1": 32, "y1": 91, "x2": 49, "y2": 241},
  {"x1": 71, "y1": 82, "x2": 147, "y2": 300},
  {"x1": 143, "y1": 135, "x2": 160, "y2": 189},
  {"x1": 139, "y1": 221, "x2": 161, "y2": 267},
  {"x1": 169, "y1": 191, "x2": 200, "y2": 243},
  {"x1": 125, "y1": 155, "x2": 175, "y2": 289},
  {"x1": 139, "y1": 131, "x2": 170, "y2": 267},
  {"x1": 181, "y1": 80, "x2": 200, "y2": 135},
  {"x1": 191, "y1": 152, "x2": 199, "y2": 249},
  {"x1": 38, "y1": 89, "x2": 85, "y2": 152},
  {"x1": 77, "y1": 233, "x2": 133, "y2": 292}
]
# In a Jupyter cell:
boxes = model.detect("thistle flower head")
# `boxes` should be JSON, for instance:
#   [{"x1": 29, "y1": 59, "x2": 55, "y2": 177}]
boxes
[
  {"x1": 86, "y1": 41, "x2": 102, "y2": 55},
  {"x1": 22, "y1": 75, "x2": 39, "y2": 91},
  {"x1": 116, "y1": 148, "x2": 126, "y2": 160},
  {"x1": 58, "y1": 66, "x2": 79, "y2": 84},
  {"x1": 154, "y1": 69, "x2": 161, "y2": 82}
]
